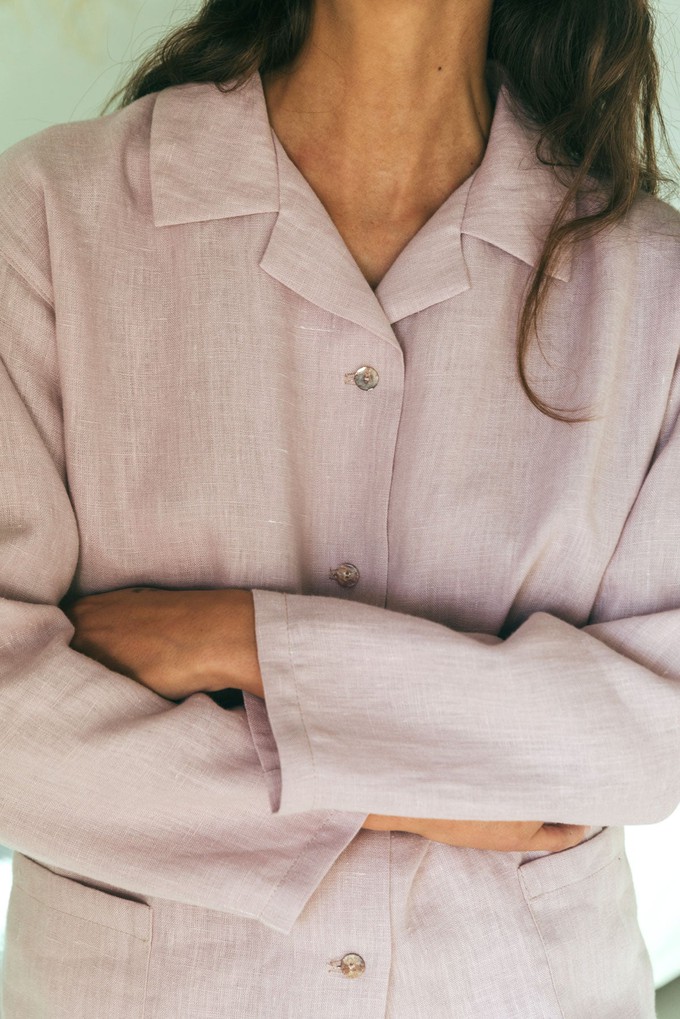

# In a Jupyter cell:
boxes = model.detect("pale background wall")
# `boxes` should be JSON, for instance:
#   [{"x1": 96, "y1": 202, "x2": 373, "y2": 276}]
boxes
[{"x1": 0, "y1": 0, "x2": 679, "y2": 1003}]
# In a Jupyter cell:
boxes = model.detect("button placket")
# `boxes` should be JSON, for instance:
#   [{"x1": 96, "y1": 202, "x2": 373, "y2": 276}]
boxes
[{"x1": 331, "y1": 364, "x2": 379, "y2": 592}]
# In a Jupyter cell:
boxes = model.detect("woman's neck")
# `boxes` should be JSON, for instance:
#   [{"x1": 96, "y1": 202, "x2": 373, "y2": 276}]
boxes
[{"x1": 261, "y1": 0, "x2": 495, "y2": 201}]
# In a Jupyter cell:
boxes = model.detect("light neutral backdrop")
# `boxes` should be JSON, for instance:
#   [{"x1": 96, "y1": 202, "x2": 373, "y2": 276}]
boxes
[{"x1": 0, "y1": 0, "x2": 679, "y2": 997}]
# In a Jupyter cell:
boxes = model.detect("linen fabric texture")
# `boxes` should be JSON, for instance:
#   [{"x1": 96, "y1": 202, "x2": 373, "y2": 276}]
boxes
[{"x1": 0, "y1": 59, "x2": 678, "y2": 1017}]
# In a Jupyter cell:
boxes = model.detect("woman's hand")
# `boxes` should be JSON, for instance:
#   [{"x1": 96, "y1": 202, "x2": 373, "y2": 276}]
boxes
[
  {"x1": 61, "y1": 588, "x2": 588, "y2": 850},
  {"x1": 60, "y1": 586, "x2": 264, "y2": 701},
  {"x1": 361, "y1": 814, "x2": 588, "y2": 852}
]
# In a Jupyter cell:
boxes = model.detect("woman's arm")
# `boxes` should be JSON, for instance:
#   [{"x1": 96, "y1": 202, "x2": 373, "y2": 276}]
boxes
[
  {"x1": 61, "y1": 348, "x2": 680, "y2": 831},
  {"x1": 0, "y1": 258, "x2": 363, "y2": 937},
  {"x1": 64, "y1": 585, "x2": 589, "y2": 854}
]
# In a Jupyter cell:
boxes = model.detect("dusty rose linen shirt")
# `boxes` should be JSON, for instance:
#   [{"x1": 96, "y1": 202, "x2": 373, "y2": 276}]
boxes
[{"x1": 1, "y1": 60, "x2": 679, "y2": 1017}]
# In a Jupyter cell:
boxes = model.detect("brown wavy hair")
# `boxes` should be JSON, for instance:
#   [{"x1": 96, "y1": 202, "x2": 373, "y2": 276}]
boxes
[{"x1": 100, "y1": 0, "x2": 679, "y2": 422}]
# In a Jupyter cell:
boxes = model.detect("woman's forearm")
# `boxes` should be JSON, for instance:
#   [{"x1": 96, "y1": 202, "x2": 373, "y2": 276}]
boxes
[{"x1": 62, "y1": 585, "x2": 264, "y2": 701}]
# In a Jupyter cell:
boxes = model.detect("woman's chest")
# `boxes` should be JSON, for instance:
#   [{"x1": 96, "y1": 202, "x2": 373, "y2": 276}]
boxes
[{"x1": 56, "y1": 251, "x2": 659, "y2": 635}]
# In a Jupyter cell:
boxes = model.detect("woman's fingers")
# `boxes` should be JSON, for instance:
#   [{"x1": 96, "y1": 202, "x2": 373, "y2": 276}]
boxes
[{"x1": 361, "y1": 815, "x2": 589, "y2": 852}]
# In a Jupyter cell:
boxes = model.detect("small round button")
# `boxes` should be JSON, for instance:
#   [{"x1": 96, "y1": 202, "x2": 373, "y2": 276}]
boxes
[
  {"x1": 340, "y1": 953, "x2": 365, "y2": 978},
  {"x1": 329, "y1": 563, "x2": 360, "y2": 588},
  {"x1": 353, "y1": 366, "x2": 379, "y2": 391}
]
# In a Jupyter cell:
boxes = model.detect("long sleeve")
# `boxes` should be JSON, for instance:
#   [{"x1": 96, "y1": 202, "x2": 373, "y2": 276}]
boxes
[
  {"x1": 244, "y1": 343, "x2": 680, "y2": 827},
  {"x1": 0, "y1": 252, "x2": 366, "y2": 936}
]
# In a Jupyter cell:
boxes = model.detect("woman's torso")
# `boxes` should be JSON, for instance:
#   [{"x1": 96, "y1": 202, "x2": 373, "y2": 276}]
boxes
[{"x1": 1, "y1": 70, "x2": 675, "y2": 1017}]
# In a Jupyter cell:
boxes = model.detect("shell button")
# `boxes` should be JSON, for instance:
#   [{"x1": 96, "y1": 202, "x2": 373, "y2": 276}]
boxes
[
  {"x1": 329, "y1": 563, "x2": 360, "y2": 588},
  {"x1": 340, "y1": 953, "x2": 365, "y2": 978},
  {"x1": 353, "y1": 366, "x2": 379, "y2": 390}
]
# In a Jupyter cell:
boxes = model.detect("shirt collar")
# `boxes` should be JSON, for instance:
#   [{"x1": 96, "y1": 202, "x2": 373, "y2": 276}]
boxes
[{"x1": 150, "y1": 63, "x2": 574, "y2": 336}]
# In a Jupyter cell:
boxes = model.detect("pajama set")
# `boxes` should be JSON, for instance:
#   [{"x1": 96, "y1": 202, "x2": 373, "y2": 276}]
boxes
[{"x1": 1, "y1": 56, "x2": 679, "y2": 1017}]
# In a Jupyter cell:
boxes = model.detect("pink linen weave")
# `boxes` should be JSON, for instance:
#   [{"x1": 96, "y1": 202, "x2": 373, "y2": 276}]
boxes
[{"x1": 1, "y1": 59, "x2": 679, "y2": 1017}]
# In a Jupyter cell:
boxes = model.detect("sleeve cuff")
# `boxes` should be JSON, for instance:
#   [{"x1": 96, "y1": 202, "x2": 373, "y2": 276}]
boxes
[
  {"x1": 248, "y1": 807, "x2": 369, "y2": 934},
  {"x1": 242, "y1": 691, "x2": 282, "y2": 811},
  {"x1": 242, "y1": 589, "x2": 368, "y2": 932},
  {"x1": 248, "y1": 587, "x2": 331, "y2": 815}
]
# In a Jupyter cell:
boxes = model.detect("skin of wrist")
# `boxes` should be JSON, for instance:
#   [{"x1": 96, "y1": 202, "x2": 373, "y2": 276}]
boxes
[{"x1": 202, "y1": 589, "x2": 264, "y2": 698}]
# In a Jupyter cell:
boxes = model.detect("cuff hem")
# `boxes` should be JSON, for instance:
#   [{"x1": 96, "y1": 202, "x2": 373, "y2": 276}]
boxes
[
  {"x1": 253, "y1": 811, "x2": 368, "y2": 933},
  {"x1": 251, "y1": 588, "x2": 319, "y2": 814}
]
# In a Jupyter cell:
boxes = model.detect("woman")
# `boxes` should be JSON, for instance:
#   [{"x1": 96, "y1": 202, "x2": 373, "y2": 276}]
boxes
[{"x1": 0, "y1": 0, "x2": 679, "y2": 1015}]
